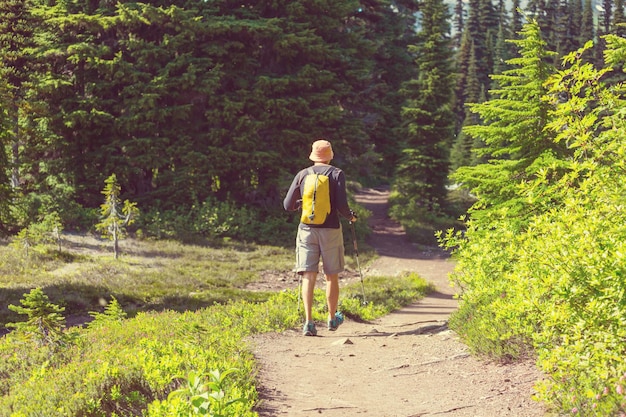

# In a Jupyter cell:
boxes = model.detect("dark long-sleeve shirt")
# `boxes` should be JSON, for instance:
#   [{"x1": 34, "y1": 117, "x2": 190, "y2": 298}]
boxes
[{"x1": 283, "y1": 164, "x2": 352, "y2": 229}]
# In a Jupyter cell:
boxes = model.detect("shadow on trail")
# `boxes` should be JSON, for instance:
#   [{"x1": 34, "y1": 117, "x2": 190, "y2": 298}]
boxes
[{"x1": 356, "y1": 322, "x2": 450, "y2": 338}]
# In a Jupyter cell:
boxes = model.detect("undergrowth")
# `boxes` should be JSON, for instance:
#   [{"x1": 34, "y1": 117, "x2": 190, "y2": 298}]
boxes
[{"x1": 0, "y1": 273, "x2": 431, "y2": 416}]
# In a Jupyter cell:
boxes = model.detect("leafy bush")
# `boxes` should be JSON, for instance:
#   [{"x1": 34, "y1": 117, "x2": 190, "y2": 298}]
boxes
[
  {"x1": 10, "y1": 212, "x2": 63, "y2": 255},
  {"x1": 136, "y1": 198, "x2": 296, "y2": 246},
  {"x1": 441, "y1": 37, "x2": 626, "y2": 415},
  {"x1": 137, "y1": 194, "x2": 370, "y2": 248}
]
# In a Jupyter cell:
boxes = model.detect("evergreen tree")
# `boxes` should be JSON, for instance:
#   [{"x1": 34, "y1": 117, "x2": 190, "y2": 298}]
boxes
[
  {"x1": 493, "y1": 21, "x2": 509, "y2": 75},
  {"x1": 0, "y1": 70, "x2": 11, "y2": 233},
  {"x1": 465, "y1": 42, "x2": 483, "y2": 103},
  {"x1": 453, "y1": 19, "x2": 562, "y2": 226},
  {"x1": 570, "y1": 0, "x2": 583, "y2": 39},
  {"x1": 543, "y1": 0, "x2": 561, "y2": 52},
  {"x1": 346, "y1": 0, "x2": 419, "y2": 179},
  {"x1": 454, "y1": 27, "x2": 473, "y2": 126},
  {"x1": 96, "y1": 173, "x2": 138, "y2": 259},
  {"x1": 511, "y1": 0, "x2": 523, "y2": 37},
  {"x1": 478, "y1": 0, "x2": 498, "y2": 89},
  {"x1": 554, "y1": 0, "x2": 579, "y2": 59},
  {"x1": 614, "y1": 0, "x2": 626, "y2": 37},
  {"x1": 454, "y1": 0, "x2": 465, "y2": 48},
  {"x1": 8, "y1": 288, "x2": 67, "y2": 348},
  {"x1": 580, "y1": 0, "x2": 594, "y2": 44},
  {"x1": 602, "y1": 0, "x2": 612, "y2": 34},
  {"x1": 393, "y1": 0, "x2": 455, "y2": 211},
  {"x1": 0, "y1": 0, "x2": 36, "y2": 197}
]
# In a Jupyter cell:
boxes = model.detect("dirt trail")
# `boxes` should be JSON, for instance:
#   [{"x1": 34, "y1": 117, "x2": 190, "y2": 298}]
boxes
[{"x1": 251, "y1": 187, "x2": 547, "y2": 417}]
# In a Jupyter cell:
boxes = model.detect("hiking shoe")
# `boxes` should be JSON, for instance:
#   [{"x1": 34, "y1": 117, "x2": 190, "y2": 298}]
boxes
[
  {"x1": 328, "y1": 312, "x2": 344, "y2": 331},
  {"x1": 302, "y1": 321, "x2": 317, "y2": 336}
]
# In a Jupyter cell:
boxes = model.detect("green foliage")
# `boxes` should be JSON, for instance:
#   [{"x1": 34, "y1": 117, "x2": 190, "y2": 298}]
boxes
[
  {"x1": 137, "y1": 200, "x2": 296, "y2": 246},
  {"x1": 7, "y1": 287, "x2": 67, "y2": 348},
  {"x1": 88, "y1": 296, "x2": 127, "y2": 329},
  {"x1": 453, "y1": 19, "x2": 563, "y2": 230},
  {"x1": 10, "y1": 211, "x2": 63, "y2": 255},
  {"x1": 441, "y1": 35, "x2": 626, "y2": 415},
  {"x1": 164, "y1": 369, "x2": 244, "y2": 417},
  {"x1": 0, "y1": 235, "x2": 299, "y2": 327},
  {"x1": 0, "y1": 268, "x2": 429, "y2": 416},
  {"x1": 95, "y1": 174, "x2": 139, "y2": 259},
  {"x1": 387, "y1": 188, "x2": 465, "y2": 245},
  {"x1": 4, "y1": 0, "x2": 407, "y2": 228},
  {"x1": 392, "y1": 0, "x2": 456, "y2": 213}
]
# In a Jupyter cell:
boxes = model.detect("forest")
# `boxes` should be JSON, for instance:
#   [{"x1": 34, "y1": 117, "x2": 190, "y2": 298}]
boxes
[
  {"x1": 1, "y1": 0, "x2": 622, "y2": 242},
  {"x1": 3, "y1": 0, "x2": 626, "y2": 415}
]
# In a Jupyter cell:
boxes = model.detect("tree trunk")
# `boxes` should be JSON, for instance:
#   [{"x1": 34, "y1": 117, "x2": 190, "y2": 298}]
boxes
[
  {"x1": 113, "y1": 226, "x2": 119, "y2": 259},
  {"x1": 11, "y1": 102, "x2": 19, "y2": 189}
]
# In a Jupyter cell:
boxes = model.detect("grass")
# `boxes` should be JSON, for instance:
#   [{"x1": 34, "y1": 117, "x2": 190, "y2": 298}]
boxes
[
  {"x1": 0, "y1": 232, "x2": 433, "y2": 416},
  {"x1": 0, "y1": 234, "x2": 299, "y2": 329}
]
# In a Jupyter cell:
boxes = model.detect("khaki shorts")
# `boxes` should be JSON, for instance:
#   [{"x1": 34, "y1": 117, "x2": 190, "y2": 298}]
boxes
[{"x1": 295, "y1": 224, "x2": 345, "y2": 275}]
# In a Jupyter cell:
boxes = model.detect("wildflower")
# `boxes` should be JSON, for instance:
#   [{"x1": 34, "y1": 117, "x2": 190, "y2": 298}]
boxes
[
  {"x1": 617, "y1": 385, "x2": 624, "y2": 395},
  {"x1": 572, "y1": 407, "x2": 578, "y2": 414}
]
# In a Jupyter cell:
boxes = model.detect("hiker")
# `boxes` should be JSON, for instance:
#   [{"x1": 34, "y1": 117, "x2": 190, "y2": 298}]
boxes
[{"x1": 283, "y1": 139, "x2": 358, "y2": 336}]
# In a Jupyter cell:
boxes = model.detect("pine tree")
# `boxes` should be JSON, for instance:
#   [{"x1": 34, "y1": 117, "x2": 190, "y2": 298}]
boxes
[
  {"x1": 614, "y1": 0, "x2": 626, "y2": 37},
  {"x1": 453, "y1": 19, "x2": 562, "y2": 226},
  {"x1": 454, "y1": 0, "x2": 465, "y2": 48},
  {"x1": 393, "y1": 0, "x2": 455, "y2": 212},
  {"x1": 602, "y1": 0, "x2": 612, "y2": 33},
  {"x1": 340, "y1": 0, "x2": 419, "y2": 180},
  {"x1": 0, "y1": 70, "x2": 11, "y2": 233},
  {"x1": 8, "y1": 287, "x2": 67, "y2": 347},
  {"x1": 95, "y1": 173, "x2": 138, "y2": 259},
  {"x1": 554, "y1": 0, "x2": 574, "y2": 60},
  {"x1": 580, "y1": 0, "x2": 594, "y2": 44},
  {"x1": 511, "y1": 0, "x2": 523, "y2": 37},
  {"x1": 0, "y1": 0, "x2": 36, "y2": 195},
  {"x1": 454, "y1": 28, "x2": 473, "y2": 126}
]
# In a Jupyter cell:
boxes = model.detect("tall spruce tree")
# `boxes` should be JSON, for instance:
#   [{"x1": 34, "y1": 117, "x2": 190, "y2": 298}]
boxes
[
  {"x1": 453, "y1": 19, "x2": 563, "y2": 226},
  {"x1": 0, "y1": 70, "x2": 11, "y2": 233},
  {"x1": 615, "y1": 0, "x2": 626, "y2": 36},
  {"x1": 580, "y1": 0, "x2": 594, "y2": 43},
  {"x1": 393, "y1": 0, "x2": 455, "y2": 212},
  {"x1": 337, "y1": 0, "x2": 419, "y2": 180},
  {"x1": 454, "y1": 0, "x2": 465, "y2": 48},
  {"x1": 0, "y1": 0, "x2": 36, "y2": 195}
]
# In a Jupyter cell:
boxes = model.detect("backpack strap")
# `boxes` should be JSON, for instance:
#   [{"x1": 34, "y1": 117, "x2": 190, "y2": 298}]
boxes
[{"x1": 306, "y1": 167, "x2": 318, "y2": 222}]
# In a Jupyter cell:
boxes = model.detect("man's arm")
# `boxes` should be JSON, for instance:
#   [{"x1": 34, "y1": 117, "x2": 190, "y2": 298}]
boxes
[
  {"x1": 334, "y1": 170, "x2": 356, "y2": 221},
  {"x1": 283, "y1": 172, "x2": 303, "y2": 211}
]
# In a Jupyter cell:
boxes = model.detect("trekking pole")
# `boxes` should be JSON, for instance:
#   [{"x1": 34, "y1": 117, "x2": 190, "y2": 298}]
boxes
[
  {"x1": 297, "y1": 272, "x2": 302, "y2": 312},
  {"x1": 295, "y1": 250, "x2": 302, "y2": 313},
  {"x1": 350, "y1": 221, "x2": 367, "y2": 305}
]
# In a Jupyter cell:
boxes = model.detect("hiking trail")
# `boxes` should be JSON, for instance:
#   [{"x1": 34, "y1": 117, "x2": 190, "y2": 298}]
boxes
[{"x1": 251, "y1": 186, "x2": 547, "y2": 417}]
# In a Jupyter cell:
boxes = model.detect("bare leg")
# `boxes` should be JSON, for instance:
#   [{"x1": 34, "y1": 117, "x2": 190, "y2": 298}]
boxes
[
  {"x1": 301, "y1": 271, "x2": 317, "y2": 322},
  {"x1": 325, "y1": 273, "x2": 339, "y2": 321}
]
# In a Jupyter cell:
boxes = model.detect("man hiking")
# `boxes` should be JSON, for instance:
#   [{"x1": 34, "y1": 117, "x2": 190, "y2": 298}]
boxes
[{"x1": 283, "y1": 139, "x2": 358, "y2": 336}]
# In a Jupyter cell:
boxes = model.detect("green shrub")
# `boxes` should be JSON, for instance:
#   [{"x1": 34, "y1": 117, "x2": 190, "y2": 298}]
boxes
[
  {"x1": 7, "y1": 287, "x2": 68, "y2": 348},
  {"x1": 441, "y1": 38, "x2": 626, "y2": 415},
  {"x1": 137, "y1": 195, "x2": 370, "y2": 248},
  {"x1": 10, "y1": 212, "x2": 63, "y2": 255}
]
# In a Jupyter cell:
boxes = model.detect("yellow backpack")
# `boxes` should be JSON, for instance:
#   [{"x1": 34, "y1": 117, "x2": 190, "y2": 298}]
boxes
[{"x1": 300, "y1": 168, "x2": 331, "y2": 225}]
